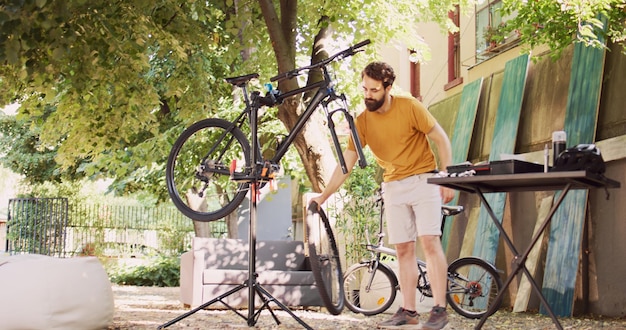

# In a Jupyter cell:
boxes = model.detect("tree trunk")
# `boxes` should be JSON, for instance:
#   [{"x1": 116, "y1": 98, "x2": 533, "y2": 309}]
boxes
[
  {"x1": 275, "y1": 87, "x2": 336, "y2": 193},
  {"x1": 260, "y1": 1, "x2": 337, "y2": 192},
  {"x1": 225, "y1": 212, "x2": 238, "y2": 239},
  {"x1": 185, "y1": 189, "x2": 213, "y2": 237}
]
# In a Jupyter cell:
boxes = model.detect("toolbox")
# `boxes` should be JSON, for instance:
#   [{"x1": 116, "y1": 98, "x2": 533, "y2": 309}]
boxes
[
  {"x1": 489, "y1": 159, "x2": 545, "y2": 175},
  {"x1": 447, "y1": 162, "x2": 491, "y2": 176}
]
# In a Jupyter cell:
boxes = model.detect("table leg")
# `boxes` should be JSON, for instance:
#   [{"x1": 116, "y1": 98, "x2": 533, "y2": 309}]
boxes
[{"x1": 473, "y1": 186, "x2": 572, "y2": 330}]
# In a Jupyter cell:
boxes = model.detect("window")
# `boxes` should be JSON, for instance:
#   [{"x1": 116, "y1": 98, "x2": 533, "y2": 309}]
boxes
[
  {"x1": 445, "y1": 5, "x2": 462, "y2": 90},
  {"x1": 409, "y1": 52, "x2": 422, "y2": 101},
  {"x1": 476, "y1": 0, "x2": 518, "y2": 58}
]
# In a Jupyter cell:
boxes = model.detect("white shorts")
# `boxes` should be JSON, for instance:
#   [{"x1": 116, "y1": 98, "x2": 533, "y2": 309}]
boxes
[{"x1": 382, "y1": 173, "x2": 442, "y2": 244}]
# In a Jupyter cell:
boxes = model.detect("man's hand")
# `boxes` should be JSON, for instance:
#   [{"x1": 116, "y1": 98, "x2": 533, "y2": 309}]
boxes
[
  {"x1": 441, "y1": 186, "x2": 455, "y2": 204},
  {"x1": 309, "y1": 195, "x2": 327, "y2": 210}
]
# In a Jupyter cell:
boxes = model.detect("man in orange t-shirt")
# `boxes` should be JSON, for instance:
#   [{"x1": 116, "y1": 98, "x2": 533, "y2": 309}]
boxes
[{"x1": 311, "y1": 61, "x2": 454, "y2": 330}]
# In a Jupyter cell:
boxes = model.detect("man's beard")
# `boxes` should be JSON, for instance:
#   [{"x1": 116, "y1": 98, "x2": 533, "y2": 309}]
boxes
[{"x1": 364, "y1": 96, "x2": 385, "y2": 112}]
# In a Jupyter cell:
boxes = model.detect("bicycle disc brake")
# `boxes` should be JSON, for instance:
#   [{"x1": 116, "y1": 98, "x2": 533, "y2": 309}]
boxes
[
  {"x1": 195, "y1": 160, "x2": 219, "y2": 181},
  {"x1": 191, "y1": 160, "x2": 221, "y2": 198}
]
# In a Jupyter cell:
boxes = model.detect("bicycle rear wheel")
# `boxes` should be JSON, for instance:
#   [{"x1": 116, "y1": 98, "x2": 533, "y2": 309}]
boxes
[
  {"x1": 166, "y1": 118, "x2": 250, "y2": 222},
  {"x1": 446, "y1": 256, "x2": 503, "y2": 319},
  {"x1": 307, "y1": 203, "x2": 344, "y2": 315},
  {"x1": 343, "y1": 261, "x2": 398, "y2": 316}
]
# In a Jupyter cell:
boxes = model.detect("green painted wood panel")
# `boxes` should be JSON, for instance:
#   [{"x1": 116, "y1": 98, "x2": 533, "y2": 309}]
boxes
[
  {"x1": 513, "y1": 196, "x2": 552, "y2": 312},
  {"x1": 541, "y1": 41, "x2": 606, "y2": 317},
  {"x1": 442, "y1": 77, "x2": 483, "y2": 251},
  {"x1": 471, "y1": 54, "x2": 530, "y2": 264}
]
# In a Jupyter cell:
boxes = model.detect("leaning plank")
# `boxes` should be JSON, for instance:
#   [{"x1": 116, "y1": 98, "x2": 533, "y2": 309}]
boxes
[
  {"x1": 541, "y1": 40, "x2": 606, "y2": 317},
  {"x1": 513, "y1": 195, "x2": 553, "y2": 312},
  {"x1": 442, "y1": 77, "x2": 483, "y2": 251},
  {"x1": 459, "y1": 205, "x2": 481, "y2": 258},
  {"x1": 471, "y1": 54, "x2": 530, "y2": 265}
]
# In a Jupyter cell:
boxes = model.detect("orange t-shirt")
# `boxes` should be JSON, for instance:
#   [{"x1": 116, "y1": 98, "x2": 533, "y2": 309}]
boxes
[{"x1": 347, "y1": 95, "x2": 437, "y2": 182}]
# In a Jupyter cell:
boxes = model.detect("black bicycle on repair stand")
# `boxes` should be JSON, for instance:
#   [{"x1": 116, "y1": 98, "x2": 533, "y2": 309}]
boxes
[
  {"x1": 164, "y1": 40, "x2": 372, "y2": 321},
  {"x1": 343, "y1": 188, "x2": 504, "y2": 319},
  {"x1": 166, "y1": 40, "x2": 369, "y2": 224}
]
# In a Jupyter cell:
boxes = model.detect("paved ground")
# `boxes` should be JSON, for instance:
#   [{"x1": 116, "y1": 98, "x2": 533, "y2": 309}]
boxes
[{"x1": 108, "y1": 285, "x2": 626, "y2": 329}]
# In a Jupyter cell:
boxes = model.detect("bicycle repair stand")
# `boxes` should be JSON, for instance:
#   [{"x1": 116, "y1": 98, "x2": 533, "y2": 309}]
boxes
[{"x1": 158, "y1": 99, "x2": 312, "y2": 330}]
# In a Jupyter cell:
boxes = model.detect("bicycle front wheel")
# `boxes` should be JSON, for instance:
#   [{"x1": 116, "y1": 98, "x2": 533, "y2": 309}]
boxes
[
  {"x1": 446, "y1": 256, "x2": 503, "y2": 319},
  {"x1": 307, "y1": 203, "x2": 344, "y2": 315},
  {"x1": 166, "y1": 118, "x2": 250, "y2": 222},
  {"x1": 343, "y1": 261, "x2": 398, "y2": 316}
]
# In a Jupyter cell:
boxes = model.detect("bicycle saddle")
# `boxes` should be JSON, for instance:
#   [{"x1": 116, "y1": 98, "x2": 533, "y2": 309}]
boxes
[
  {"x1": 225, "y1": 73, "x2": 259, "y2": 86},
  {"x1": 442, "y1": 205, "x2": 464, "y2": 216}
]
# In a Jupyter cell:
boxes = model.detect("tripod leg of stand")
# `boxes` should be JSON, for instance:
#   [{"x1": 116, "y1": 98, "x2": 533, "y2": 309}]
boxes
[
  {"x1": 157, "y1": 283, "x2": 248, "y2": 329},
  {"x1": 249, "y1": 284, "x2": 282, "y2": 326},
  {"x1": 254, "y1": 282, "x2": 313, "y2": 330}
]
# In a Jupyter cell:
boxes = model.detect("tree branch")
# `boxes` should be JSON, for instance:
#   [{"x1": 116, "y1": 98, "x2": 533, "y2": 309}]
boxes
[
  {"x1": 303, "y1": 16, "x2": 332, "y2": 103},
  {"x1": 280, "y1": 0, "x2": 297, "y2": 61},
  {"x1": 258, "y1": 0, "x2": 293, "y2": 74}
]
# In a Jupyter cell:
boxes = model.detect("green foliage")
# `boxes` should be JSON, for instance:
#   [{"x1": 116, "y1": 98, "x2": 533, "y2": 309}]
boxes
[
  {"x1": 500, "y1": 0, "x2": 626, "y2": 59},
  {"x1": 17, "y1": 178, "x2": 85, "y2": 202},
  {"x1": 0, "y1": 0, "x2": 238, "y2": 197},
  {"x1": 332, "y1": 149, "x2": 382, "y2": 264},
  {"x1": 0, "y1": 108, "x2": 83, "y2": 184},
  {"x1": 157, "y1": 218, "x2": 194, "y2": 256},
  {"x1": 291, "y1": 0, "x2": 476, "y2": 64},
  {"x1": 108, "y1": 255, "x2": 180, "y2": 287}
]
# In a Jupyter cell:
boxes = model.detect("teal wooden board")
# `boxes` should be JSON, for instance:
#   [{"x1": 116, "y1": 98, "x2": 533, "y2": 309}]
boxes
[
  {"x1": 540, "y1": 41, "x2": 606, "y2": 317},
  {"x1": 471, "y1": 54, "x2": 530, "y2": 264},
  {"x1": 441, "y1": 77, "x2": 483, "y2": 251}
]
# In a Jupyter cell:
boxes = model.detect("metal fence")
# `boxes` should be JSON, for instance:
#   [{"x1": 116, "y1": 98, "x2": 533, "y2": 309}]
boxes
[
  {"x1": 6, "y1": 198, "x2": 227, "y2": 258},
  {"x1": 6, "y1": 198, "x2": 68, "y2": 257}
]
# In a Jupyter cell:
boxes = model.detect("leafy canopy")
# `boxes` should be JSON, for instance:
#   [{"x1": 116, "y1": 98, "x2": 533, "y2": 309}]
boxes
[
  {"x1": 1, "y1": 0, "x2": 238, "y2": 196},
  {"x1": 500, "y1": 0, "x2": 626, "y2": 58}
]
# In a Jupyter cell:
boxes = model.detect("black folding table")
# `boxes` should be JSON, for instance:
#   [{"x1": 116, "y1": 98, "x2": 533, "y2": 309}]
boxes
[{"x1": 428, "y1": 170, "x2": 620, "y2": 329}]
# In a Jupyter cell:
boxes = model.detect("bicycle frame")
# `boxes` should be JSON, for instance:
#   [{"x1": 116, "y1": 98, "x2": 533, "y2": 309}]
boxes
[
  {"x1": 233, "y1": 70, "x2": 365, "y2": 176},
  {"x1": 361, "y1": 190, "x2": 465, "y2": 290}
]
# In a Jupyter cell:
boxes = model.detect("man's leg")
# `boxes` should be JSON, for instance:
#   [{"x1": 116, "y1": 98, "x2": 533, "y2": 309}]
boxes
[
  {"x1": 377, "y1": 240, "x2": 421, "y2": 328},
  {"x1": 420, "y1": 234, "x2": 449, "y2": 329},
  {"x1": 395, "y1": 241, "x2": 418, "y2": 311},
  {"x1": 419, "y1": 235, "x2": 447, "y2": 306}
]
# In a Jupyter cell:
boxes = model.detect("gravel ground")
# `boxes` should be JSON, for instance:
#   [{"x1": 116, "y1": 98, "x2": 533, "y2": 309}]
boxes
[{"x1": 108, "y1": 285, "x2": 626, "y2": 330}]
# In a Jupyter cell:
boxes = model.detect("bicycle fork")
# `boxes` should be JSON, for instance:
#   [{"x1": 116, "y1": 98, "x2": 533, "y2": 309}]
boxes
[
  {"x1": 362, "y1": 258, "x2": 381, "y2": 294},
  {"x1": 322, "y1": 93, "x2": 368, "y2": 173}
]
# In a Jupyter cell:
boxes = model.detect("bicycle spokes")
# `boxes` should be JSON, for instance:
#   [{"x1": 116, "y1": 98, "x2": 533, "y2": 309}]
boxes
[
  {"x1": 166, "y1": 119, "x2": 251, "y2": 222},
  {"x1": 446, "y1": 258, "x2": 502, "y2": 319}
]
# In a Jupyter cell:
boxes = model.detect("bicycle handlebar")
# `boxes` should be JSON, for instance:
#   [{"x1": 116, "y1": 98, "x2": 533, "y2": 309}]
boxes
[{"x1": 270, "y1": 39, "x2": 371, "y2": 82}]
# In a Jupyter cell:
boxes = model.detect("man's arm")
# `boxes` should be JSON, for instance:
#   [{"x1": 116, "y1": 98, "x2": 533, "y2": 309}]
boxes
[
  {"x1": 427, "y1": 122, "x2": 455, "y2": 203},
  {"x1": 427, "y1": 122, "x2": 452, "y2": 171},
  {"x1": 310, "y1": 149, "x2": 359, "y2": 207}
]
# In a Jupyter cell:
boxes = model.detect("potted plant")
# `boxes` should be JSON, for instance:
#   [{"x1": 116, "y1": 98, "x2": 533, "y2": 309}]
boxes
[{"x1": 483, "y1": 23, "x2": 506, "y2": 49}]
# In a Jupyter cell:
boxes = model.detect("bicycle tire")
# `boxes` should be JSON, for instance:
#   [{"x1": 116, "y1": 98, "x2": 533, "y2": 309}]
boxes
[
  {"x1": 166, "y1": 118, "x2": 250, "y2": 222},
  {"x1": 343, "y1": 261, "x2": 398, "y2": 315},
  {"x1": 446, "y1": 256, "x2": 503, "y2": 319},
  {"x1": 307, "y1": 203, "x2": 344, "y2": 315}
]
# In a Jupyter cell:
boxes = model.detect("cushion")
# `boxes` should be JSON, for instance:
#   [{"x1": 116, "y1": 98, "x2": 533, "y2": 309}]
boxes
[
  {"x1": 193, "y1": 238, "x2": 307, "y2": 271},
  {"x1": 0, "y1": 254, "x2": 114, "y2": 330},
  {"x1": 202, "y1": 269, "x2": 316, "y2": 286}
]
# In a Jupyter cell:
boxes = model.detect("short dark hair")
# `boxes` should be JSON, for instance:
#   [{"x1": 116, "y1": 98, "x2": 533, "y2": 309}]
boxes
[{"x1": 361, "y1": 62, "x2": 396, "y2": 88}]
